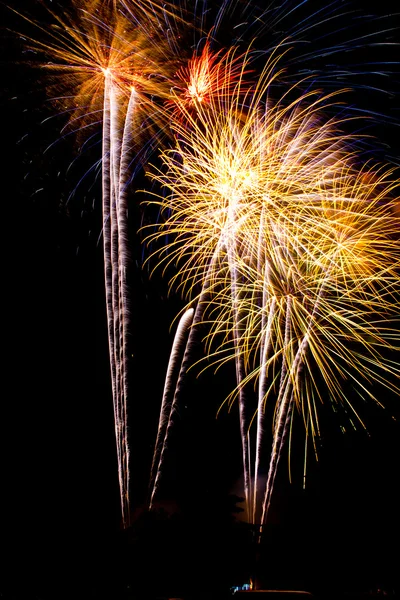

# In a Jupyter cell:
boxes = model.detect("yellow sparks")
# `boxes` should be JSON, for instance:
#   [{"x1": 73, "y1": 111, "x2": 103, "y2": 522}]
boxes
[{"x1": 143, "y1": 47, "x2": 400, "y2": 448}]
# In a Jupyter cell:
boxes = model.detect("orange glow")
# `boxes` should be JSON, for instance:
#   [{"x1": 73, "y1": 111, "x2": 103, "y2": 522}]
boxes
[
  {"x1": 13, "y1": 0, "x2": 178, "y2": 140},
  {"x1": 167, "y1": 41, "x2": 253, "y2": 119}
]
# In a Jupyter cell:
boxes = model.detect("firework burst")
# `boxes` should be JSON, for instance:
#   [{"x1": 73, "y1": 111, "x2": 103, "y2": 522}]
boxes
[
  {"x1": 12, "y1": 0, "x2": 178, "y2": 140},
  {"x1": 12, "y1": 0, "x2": 399, "y2": 535},
  {"x1": 166, "y1": 40, "x2": 254, "y2": 122},
  {"x1": 11, "y1": 0, "x2": 184, "y2": 527},
  {"x1": 144, "y1": 47, "x2": 400, "y2": 526}
]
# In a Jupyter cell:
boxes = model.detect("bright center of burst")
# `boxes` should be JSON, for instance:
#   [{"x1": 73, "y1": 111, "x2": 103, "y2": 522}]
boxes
[{"x1": 187, "y1": 83, "x2": 204, "y2": 102}]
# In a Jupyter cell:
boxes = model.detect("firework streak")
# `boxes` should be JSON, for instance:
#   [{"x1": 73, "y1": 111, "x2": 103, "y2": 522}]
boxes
[
  {"x1": 102, "y1": 78, "x2": 135, "y2": 526},
  {"x1": 15, "y1": 0, "x2": 399, "y2": 530},
  {"x1": 145, "y1": 45, "x2": 400, "y2": 529},
  {"x1": 149, "y1": 308, "x2": 194, "y2": 508},
  {"x1": 13, "y1": 0, "x2": 185, "y2": 527}
]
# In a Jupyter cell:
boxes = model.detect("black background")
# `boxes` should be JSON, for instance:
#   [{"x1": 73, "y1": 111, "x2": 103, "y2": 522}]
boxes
[{"x1": 1, "y1": 1, "x2": 400, "y2": 598}]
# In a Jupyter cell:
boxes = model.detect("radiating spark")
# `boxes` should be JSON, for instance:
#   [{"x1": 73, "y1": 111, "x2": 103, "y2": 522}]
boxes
[
  {"x1": 144, "y1": 47, "x2": 400, "y2": 525},
  {"x1": 13, "y1": 0, "x2": 399, "y2": 534},
  {"x1": 11, "y1": 0, "x2": 178, "y2": 144},
  {"x1": 166, "y1": 41, "x2": 253, "y2": 121}
]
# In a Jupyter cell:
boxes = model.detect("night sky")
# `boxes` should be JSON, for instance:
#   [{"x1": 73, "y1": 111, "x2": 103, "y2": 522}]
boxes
[{"x1": 1, "y1": 1, "x2": 400, "y2": 598}]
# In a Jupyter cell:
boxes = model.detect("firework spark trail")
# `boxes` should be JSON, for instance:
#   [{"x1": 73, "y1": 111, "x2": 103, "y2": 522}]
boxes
[
  {"x1": 105, "y1": 82, "x2": 138, "y2": 525},
  {"x1": 252, "y1": 203, "x2": 269, "y2": 523},
  {"x1": 16, "y1": 0, "x2": 245, "y2": 525},
  {"x1": 110, "y1": 1, "x2": 399, "y2": 530},
  {"x1": 108, "y1": 80, "x2": 129, "y2": 523},
  {"x1": 116, "y1": 87, "x2": 138, "y2": 517},
  {"x1": 146, "y1": 128, "x2": 263, "y2": 517},
  {"x1": 148, "y1": 241, "x2": 224, "y2": 428},
  {"x1": 12, "y1": 0, "x2": 186, "y2": 526},
  {"x1": 147, "y1": 57, "x2": 346, "y2": 488},
  {"x1": 253, "y1": 188, "x2": 399, "y2": 526},
  {"x1": 145, "y1": 64, "x2": 345, "y2": 513},
  {"x1": 149, "y1": 308, "x2": 194, "y2": 508},
  {"x1": 256, "y1": 180, "x2": 400, "y2": 527},
  {"x1": 255, "y1": 278, "x2": 295, "y2": 525},
  {"x1": 103, "y1": 79, "x2": 132, "y2": 526},
  {"x1": 252, "y1": 206, "x2": 282, "y2": 523},
  {"x1": 146, "y1": 72, "x2": 270, "y2": 515},
  {"x1": 259, "y1": 329, "x2": 314, "y2": 533},
  {"x1": 225, "y1": 203, "x2": 252, "y2": 521},
  {"x1": 102, "y1": 74, "x2": 124, "y2": 515},
  {"x1": 14, "y1": 0, "x2": 400, "y2": 532},
  {"x1": 146, "y1": 37, "x2": 400, "y2": 524},
  {"x1": 259, "y1": 390, "x2": 294, "y2": 536},
  {"x1": 253, "y1": 295, "x2": 276, "y2": 524},
  {"x1": 259, "y1": 300, "x2": 295, "y2": 534},
  {"x1": 145, "y1": 233, "x2": 236, "y2": 502}
]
